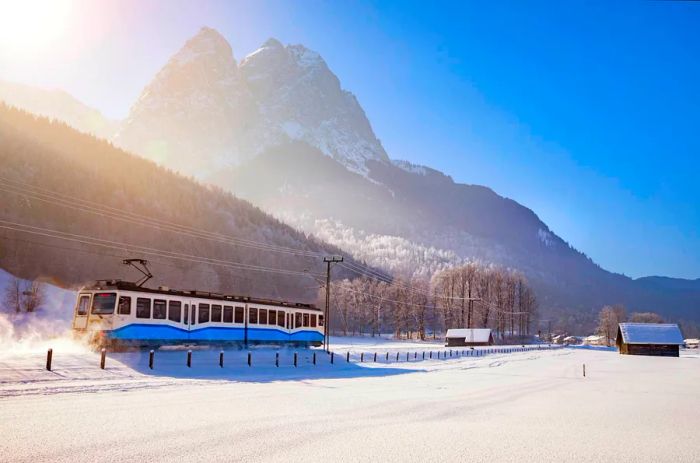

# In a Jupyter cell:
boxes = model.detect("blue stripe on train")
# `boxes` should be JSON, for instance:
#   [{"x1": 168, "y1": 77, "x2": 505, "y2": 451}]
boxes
[{"x1": 105, "y1": 323, "x2": 323, "y2": 343}]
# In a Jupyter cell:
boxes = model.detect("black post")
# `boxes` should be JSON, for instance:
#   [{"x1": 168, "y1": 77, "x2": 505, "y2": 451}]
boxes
[
  {"x1": 100, "y1": 348, "x2": 106, "y2": 370},
  {"x1": 294, "y1": 352, "x2": 298, "y2": 367},
  {"x1": 386, "y1": 352, "x2": 389, "y2": 362},
  {"x1": 219, "y1": 351, "x2": 224, "y2": 368},
  {"x1": 414, "y1": 352, "x2": 417, "y2": 359},
  {"x1": 330, "y1": 352, "x2": 334, "y2": 364},
  {"x1": 149, "y1": 350, "x2": 154, "y2": 370},
  {"x1": 422, "y1": 351, "x2": 425, "y2": 360},
  {"x1": 247, "y1": 351, "x2": 252, "y2": 367},
  {"x1": 276, "y1": 352, "x2": 279, "y2": 367},
  {"x1": 46, "y1": 348, "x2": 52, "y2": 371},
  {"x1": 323, "y1": 255, "x2": 344, "y2": 353},
  {"x1": 583, "y1": 363, "x2": 586, "y2": 377},
  {"x1": 313, "y1": 352, "x2": 316, "y2": 365},
  {"x1": 396, "y1": 352, "x2": 399, "y2": 362},
  {"x1": 346, "y1": 351, "x2": 350, "y2": 362},
  {"x1": 406, "y1": 352, "x2": 409, "y2": 361},
  {"x1": 360, "y1": 352, "x2": 364, "y2": 363},
  {"x1": 187, "y1": 350, "x2": 192, "y2": 367},
  {"x1": 374, "y1": 352, "x2": 377, "y2": 362},
  {"x1": 430, "y1": 351, "x2": 432, "y2": 359}
]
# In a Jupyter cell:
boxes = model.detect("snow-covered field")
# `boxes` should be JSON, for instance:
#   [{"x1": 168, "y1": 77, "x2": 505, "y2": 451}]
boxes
[{"x1": 1, "y1": 336, "x2": 699, "y2": 462}]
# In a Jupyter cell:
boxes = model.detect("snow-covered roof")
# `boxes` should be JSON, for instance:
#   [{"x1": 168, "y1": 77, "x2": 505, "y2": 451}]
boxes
[
  {"x1": 445, "y1": 328, "x2": 492, "y2": 343},
  {"x1": 618, "y1": 323, "x2": 684, "y2": 345}
]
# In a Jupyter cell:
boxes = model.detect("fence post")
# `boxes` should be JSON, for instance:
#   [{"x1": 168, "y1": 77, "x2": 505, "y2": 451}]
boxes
[
  {"x1": 187, "y1": 350, "x2": 192, "y2": 367},
  {"x1": 313, "y1": 352, "x2": 316, "y2": 365},
  {"x1": 46, "y1": 348, "x2": 52, "y2": 371},
  {"x1": 406, "y1": 352, "x2": 409, "y2": 362},
  {"x1": 219, "y1": 351, "x2": 224, "y2": 368},
  {"x1": 422, "y1": 351, "x2": 425, "y2": 360},
  {"x1": 346, "y1": 351, "x2": 350, "y2": 363},
  {"x1": 374, "y1": 352, "x2": 377, "y2": 362},
  {"x1": 396, "y1": 352, "x2": 400, "y2": 362},
  {"x1": 247, "y1": 352, "x2": 252, "y2": 367},
  {"x1": 330, "y1": 352, "x2": 334, "y2": 364},
  {"x1": 429, "y1": 351, "x2": 432, "y2": 359},
  {"x1": 360, "y1": 352, "x2": 364, "y2": 362},
  {"x1": 149, "y1": 350, "x2": 154, "y2": 370},
  {"x1": 386, "y1": 352, "x2": 389, "y2": 362},
  {"x1": 583, "y1": 364, "x2": 586, "y2": 377},
  {"x1": 294, "y1": 352, "x2": 298, "y2": 367},
  {"x1": 100, "y1": 348, "x2": 106, "y2": 370},
  {"x1": 276, "y1": 352, "x2": 279, "y2": 367}
]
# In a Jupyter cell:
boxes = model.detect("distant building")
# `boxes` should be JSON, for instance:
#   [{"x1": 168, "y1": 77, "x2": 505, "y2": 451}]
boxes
[
  {"x1": 616, "y1": 323, "x2": 684, "y2": 357},
  {"x1": 445, "y1": 328, "x2": 494, "y2": 347},
  {"x1": 583, "y1": 335, "x2": 606, "y2": 346},
  {"x1": 684, "y1": 339, "x2": 699, "y2": 349}
]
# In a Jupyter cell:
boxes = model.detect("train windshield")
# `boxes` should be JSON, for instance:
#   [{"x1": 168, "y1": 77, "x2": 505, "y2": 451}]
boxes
[{"x1": 92, "y1": 292, "x2": 117, "y2": 314}]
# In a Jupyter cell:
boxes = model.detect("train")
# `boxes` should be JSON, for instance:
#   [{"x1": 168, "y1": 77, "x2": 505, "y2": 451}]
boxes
[{"x1": 71, "y1": 280, "x2": 324, "y2": 348}]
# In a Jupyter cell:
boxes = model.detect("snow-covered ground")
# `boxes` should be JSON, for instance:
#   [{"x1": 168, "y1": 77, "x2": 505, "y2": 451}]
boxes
[{"x1": 1, "y1": 336, "x2": 699, "y2": 462}]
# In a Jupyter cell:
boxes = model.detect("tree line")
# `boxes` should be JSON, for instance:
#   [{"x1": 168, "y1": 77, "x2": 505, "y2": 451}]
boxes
[{"x1": 321, "y1": 262, "x2": 539, "y2": 341}]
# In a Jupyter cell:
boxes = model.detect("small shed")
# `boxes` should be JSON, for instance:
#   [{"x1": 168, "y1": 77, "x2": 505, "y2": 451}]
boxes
[
  {"x1": 445, "y1": 328, "x2": 493, "y2": 347},
  {"x1": 616, "y1": 323, "x2": 684, "y2": 357}
]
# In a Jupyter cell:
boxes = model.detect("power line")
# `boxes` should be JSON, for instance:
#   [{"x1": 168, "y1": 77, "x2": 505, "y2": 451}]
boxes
[
  {"x1": 0, "y1": 176, "x2": 325, "y2": 258},
  {"x1": 0, "y1": 220, "x2": 324, "y2": 279}
]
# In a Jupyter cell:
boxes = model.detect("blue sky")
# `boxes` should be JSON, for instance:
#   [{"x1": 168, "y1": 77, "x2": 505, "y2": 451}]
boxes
[{"x1": 1, "y1": 0, "x2": 698, "y2": 279}]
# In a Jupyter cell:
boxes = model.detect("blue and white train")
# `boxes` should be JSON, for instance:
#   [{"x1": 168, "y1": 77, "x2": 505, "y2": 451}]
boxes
[{"x1": 71, "y1": 280, "x2": 324, "y2": 348}]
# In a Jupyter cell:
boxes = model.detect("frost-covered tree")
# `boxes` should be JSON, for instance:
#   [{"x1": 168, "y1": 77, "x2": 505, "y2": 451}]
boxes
[
  {"x1": 3, "y1": 277, "x2": 22, "y2": 313},
  {"x1": 596, "y1": 305, "x2": 626, "y2": 346}
]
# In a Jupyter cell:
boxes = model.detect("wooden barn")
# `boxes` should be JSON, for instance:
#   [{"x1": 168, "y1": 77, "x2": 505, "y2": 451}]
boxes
[
  {"x1": 616, "y1": 323, "x2": 684, "y2": 357},
  {"x1": 445, "y1": 328, "x2": 494, "y2": 347}
]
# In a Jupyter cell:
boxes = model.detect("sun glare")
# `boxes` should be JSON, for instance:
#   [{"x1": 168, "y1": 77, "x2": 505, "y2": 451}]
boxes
[{"x1": 0, "y1": 0, "x2": 74, "y2": 54}]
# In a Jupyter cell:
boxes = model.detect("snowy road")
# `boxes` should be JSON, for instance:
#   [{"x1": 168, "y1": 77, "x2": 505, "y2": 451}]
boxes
[{"x1": 1, "y1": 344, "x2": 699, "y2": 462}]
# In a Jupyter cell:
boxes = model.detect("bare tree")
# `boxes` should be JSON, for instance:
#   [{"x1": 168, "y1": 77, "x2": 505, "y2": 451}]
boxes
[
  {"x1": 4, "y1": 277, "x2": 22, "y2": 313},
  {"x1": 596, "y1": 304, "x2": 626, "y2": 346},
  {"x1": 23, "y1": 280, "x2": 45, "y2": 313},
  {"x1": 628, "y1": 312, "x2": 664, "y2": 324}
]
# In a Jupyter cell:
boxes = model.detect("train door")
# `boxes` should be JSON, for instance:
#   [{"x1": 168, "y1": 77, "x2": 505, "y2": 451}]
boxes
[
  {"x1": 72, "y1": 293, "x2": 91, "y2": 330},
  {"x1": 113, "y1": 293, "x2": 132, "y2": 328}
]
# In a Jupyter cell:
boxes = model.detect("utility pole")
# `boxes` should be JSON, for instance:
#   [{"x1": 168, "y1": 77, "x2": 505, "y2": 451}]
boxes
[{"x1": 323, "y1": 255, "x2": 343, "y2": 352}]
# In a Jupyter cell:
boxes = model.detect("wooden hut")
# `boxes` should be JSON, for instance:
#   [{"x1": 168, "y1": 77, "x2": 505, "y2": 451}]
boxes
[
  {"x1": 616, "y1": 323, "x2": 684, "y2": 357},
  {"x1": 445, "y1": 328, "x2": 493, "y2": 347}
]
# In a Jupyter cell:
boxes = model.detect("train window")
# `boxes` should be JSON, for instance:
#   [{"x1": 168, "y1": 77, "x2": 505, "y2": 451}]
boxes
[
  {"x1": 77, "y1": 295, "x2": 90, "y2": 315},
  {"x1": 190, "y1": 304, "x2": 195, "y2": 325},
  {"x1": 268, "y1": 310, "x2": 276, "y2": 325},
  {"x1": 259, "y1": 309, "x2": 268, "y2": 325},
  {"x1": 198, "y1": 304, "x2": 210, "y2": 324},
  {"x1": 211, "y1": 305, "x2": 222, "y2": 323},
  {"x1": 168, "y1": 301, "x2": 182, "y2": 323},
  {"x1": 319, "y1": 314, "x2": 324, "y2": 327},
  {"x1": 223, "y1": 306, "x2": 233, "y2": 323},
  {"x1": 92, "y1": 293, "x2": 116, "y2": 315},
  {"x1": 118, "y1": 296, "x2": 131, "y2": 315},
  {"x1": 303, "y1": 313, "x2": 310, "y2": 327},
  {"x1": 153, "y1": 300, "x2": 167, "y2": 319},
  {"x1": 295, "y1": 312, "x2": 302, "y2": 328},
  {"x1": 311, "y1": 314, "x2": 317, "y2": 328},
  {"x1": 136, "y1": 298, "x2": 151, "y2": 319},
  {"x1": 249, "y1": 308, "x2": 258, "y2": 324},
  {"x1": 184, "y1": 304, "x2": 189, "y2": 325},
  {"x1": 277, "y1": 311, "x2": 285, "y2": 327},
  {"x1": 234, "y1": 306, "x2": 244, "y2": 324}
]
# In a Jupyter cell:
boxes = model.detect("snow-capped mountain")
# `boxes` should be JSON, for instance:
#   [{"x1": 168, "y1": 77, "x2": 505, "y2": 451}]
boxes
[{"x1": 115, "y1": 28, "x2": 389, "y2": 177}]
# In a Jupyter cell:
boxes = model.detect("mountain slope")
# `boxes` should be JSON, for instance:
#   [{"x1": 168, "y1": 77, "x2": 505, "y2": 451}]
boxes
[
  {"x1": 0, "y1": 80, "x2": 118, "y2": 139},
  {"x1": 0, "y1": 104, "x2": 360, "y2": 302}
]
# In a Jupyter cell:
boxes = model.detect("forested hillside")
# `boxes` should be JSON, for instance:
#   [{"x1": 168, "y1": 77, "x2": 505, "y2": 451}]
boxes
[{"x1": 0, "y1": 105, "x2": 358, "y2": 302}]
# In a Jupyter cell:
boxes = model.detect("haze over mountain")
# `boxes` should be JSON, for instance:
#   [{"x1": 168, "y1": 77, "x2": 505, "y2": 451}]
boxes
[{"x1": 1, "y1": 27, "x2": 697, "y2": 330}]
